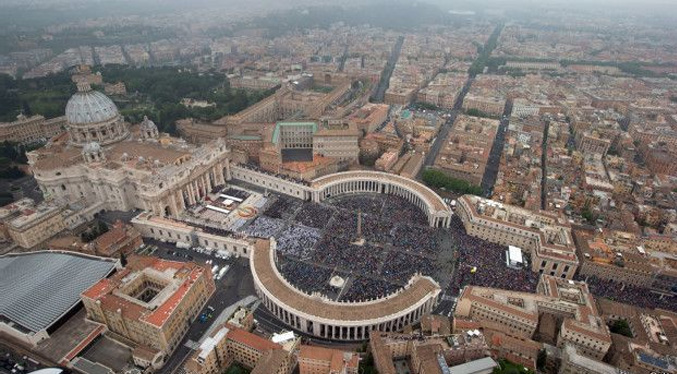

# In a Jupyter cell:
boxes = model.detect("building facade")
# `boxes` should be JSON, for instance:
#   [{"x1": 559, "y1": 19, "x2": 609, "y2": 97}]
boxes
[
  {"x1": 28, "y1": 83, "x2": 232, "y2": 218},
  {"x1": 298, "y1": 346, "x2": 359, "y2": 374},
  {"x1": 81, "y1": 257, "x2": 215, "y2": 357},
  {"x1": 454, "y1": 276, "x2": 611, "y2": 362},
  {"x1": 0, "y1": 114, "x2": 66, "y2": 144},
  {"x1": 183, "y1": 324, "x2": 296, "y2": 374},
  {"x1": 457, "y1": 195, "x2": 579, "y2": 279}
]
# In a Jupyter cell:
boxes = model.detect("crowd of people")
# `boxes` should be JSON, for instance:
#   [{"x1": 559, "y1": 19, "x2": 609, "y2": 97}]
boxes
[
  {"x1": 575, "y1": 275, "x2": 676, "y2": 312},
  {"x1": 381, "y1": 196, "x2": 428, "y2": 225},
  {"x1": 278, "y1": 258, "x2": 334, "y2": 296},
  {"x1": 258, "y1": 190, "x2": 675, "y2": 313},
  {"x1": 340, "y1": 276, "x2": 401, "y2": 302},
  {"x1": 276, "y1": 224, "x2": 322, "y2": 260},
  {"x1": 312, "y1": 234, "x2": 385, "y2": 277},
  {"x1": 381, "y1": 250, "x2": 437, "y2": 284},
  {"x1": 264, "y1": 196, "x2": 301, "y2": 219},
  {"x1": 294, "y1": 203, "x2": 335, "y2": 229},
  {"x1": 242, "y1": 216, "x2": 286, "y2": 238},
  {"x1": 331, "y1": 195, "x2": 384, "y2": 216},
  {"x1": 390, "y1": 224, "x2": 439, "y2": 257},
  {"x1": 446, "y1": 216, "x2": 539, "y2": 296},
  {"x1": 261, "y1": 193, "x2": 448, "y2": 302}
]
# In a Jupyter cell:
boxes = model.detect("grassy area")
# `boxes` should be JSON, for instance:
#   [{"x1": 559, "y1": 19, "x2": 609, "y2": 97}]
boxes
[
  {"x1": 225, "y1": 364, "x2": 250, "y2": 374},
  {"x1": 493, "y1": 359, "x2": 534, "y2": 374},
  {"x1": 1, "y1": 66, "x2": 275, "y2": 135},
  {"x1": 421, "y1": 169, "x2": 483, "y2": 196},
  {"x1": 0, "y1": 72, "x2": 75, "y2": 121},
  {"x1": 465, "y1": 108, "x2": 497, "y2": 119}
]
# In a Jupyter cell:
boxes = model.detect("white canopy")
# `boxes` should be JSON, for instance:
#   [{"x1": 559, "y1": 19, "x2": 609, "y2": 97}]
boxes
[{"x1": 508, "y1": 246, "x2": 523, "y2": 264}]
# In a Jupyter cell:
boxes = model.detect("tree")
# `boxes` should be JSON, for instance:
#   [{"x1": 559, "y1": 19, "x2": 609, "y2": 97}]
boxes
[
  {"x1": 537, "y1": 349, "x2": 547, "y2": 371},
  {"x1": 609, "y1": 319, "x2": 633, "y2": 337},
  {"x1": 465, "y1": 108, "x2": 494, "y2": 118},
  {"x1": 120, "y1": 252, "x2": 128, "y2": 267},
  {"x1": 421, "y1": 169, "x2": 483, "y2": 196},
  {"x1": 359, "y1": 352, "x2": 378, "y2": 374},
  {"x1": 97, "y1": 221, "x2": 109, "y2": 235}
]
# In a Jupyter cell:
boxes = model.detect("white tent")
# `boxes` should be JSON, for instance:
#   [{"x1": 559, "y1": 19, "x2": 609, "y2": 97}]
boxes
[{"x1": 508, "y1": 246, "x2": 523, "y2": 266}]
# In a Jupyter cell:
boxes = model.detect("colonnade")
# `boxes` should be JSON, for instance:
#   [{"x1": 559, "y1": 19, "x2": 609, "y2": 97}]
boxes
[
  {"x1": 257, "y1": 284, "x2": 437, "y2": 341},
  {"x1": 314, "y1": 178, "x2": 451, "y2": 228},
  {"x1": 157, "y1": 161, "x2": 230, "y2": 216}
]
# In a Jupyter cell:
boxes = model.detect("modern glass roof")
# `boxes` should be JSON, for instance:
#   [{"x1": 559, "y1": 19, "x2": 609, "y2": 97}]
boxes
[{"x1": 0, "y1": 252, "x2": 116, "y2": 333}]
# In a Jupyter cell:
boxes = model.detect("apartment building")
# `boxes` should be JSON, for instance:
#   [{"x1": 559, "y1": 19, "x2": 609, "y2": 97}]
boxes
[
  {"x1": 183, "y1": 324, "x2": 297, "y2": 374},
  {"x1": 0, "y1": 114, "x2": 66, "y2": 144},
  {"x1": 462, "y1": 95, "x2": 505, "y2": 117},
  {"x1": 347, "y1": 103, "x2": 389, "y2": 134},
  {"x1": 369, "y1": 331, "x2": 490, "y2": 374},
  {"x1": 559, "y1": 344, "x2": 629, "y2": 374},
  {"x1": 6, "y1": 202, "x2": 67, "y2": 249},
  {"x1": 312, "y1": 123, "x2": 360, "y2": 163},
  {"x1": 573, "y1": 230, "x2": 653, "y2": 287},
  {"x1": 298, "y1": 346, "x2": 359, "y2": 374},
  {"x1": 454, "y1": 275, "x2": 611, "y2": 361},
  {"x1": 81, "y1": 257, "x2": 215, "y2": 357},
  {"x1": 433, "y1": 115, "x2": 499, "y2": 185},
  {"x1": 457, "y1": 195, "x2": 579, "y2": 279}
]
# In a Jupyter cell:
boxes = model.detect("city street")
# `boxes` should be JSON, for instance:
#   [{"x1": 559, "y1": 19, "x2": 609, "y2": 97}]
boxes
[
  {"x1": 253, "y1": 307, "x2": 364, "y2": 350},
  {"x1": 480, "y1": 100, "x2": 513, "y2": 197},
  {"x1": 419, "y1": 77, "x2": 475, "y2": 176},
  {"x1": 149, "y1": 243, "x2": 256, "y2": 374},
  {"x1": 372, "y1": 35, "x2": 404, "y2": 103}
]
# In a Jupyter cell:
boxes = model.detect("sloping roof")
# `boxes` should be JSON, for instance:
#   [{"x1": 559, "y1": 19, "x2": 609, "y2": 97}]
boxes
[
  {"x1": 271, "y1": 121, "x2": 318, "y2": 144},
  {"x1": 0, "y1": 252, "x2": 116, "y2": 333},
  {"x1": 447, "y1": 357, "x2": 497, "y2": 374}
]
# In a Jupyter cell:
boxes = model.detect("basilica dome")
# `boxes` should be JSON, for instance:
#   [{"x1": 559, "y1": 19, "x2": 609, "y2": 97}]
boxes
[
  {"x1": 65, "y1": 82, "x2": 129, "y2": 147},
  {"x1": 65, "y1": 83, "x2": 119, "y2": 125}
]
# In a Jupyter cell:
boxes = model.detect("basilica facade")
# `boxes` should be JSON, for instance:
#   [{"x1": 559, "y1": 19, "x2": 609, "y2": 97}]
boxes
[{"x1": 28, "y1": 82, "x2": 232, "y2": 217}]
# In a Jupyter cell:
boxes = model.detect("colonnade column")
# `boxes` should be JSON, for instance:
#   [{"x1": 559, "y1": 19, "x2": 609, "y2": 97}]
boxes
[
  {"x1": 169, "y1": 194, "x2": 179, "y2": 216},
  {"x1": 186, "y1": 184, "x2": 195, "y2": 205}
]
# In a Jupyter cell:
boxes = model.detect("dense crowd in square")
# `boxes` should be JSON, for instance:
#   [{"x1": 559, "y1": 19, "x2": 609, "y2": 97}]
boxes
[
  {"x1": 446, "y1": 216, "x2": 539, "y2": 296},
  {"x1": 259, "y1": 193, "x2": 446, "y2": 302}
]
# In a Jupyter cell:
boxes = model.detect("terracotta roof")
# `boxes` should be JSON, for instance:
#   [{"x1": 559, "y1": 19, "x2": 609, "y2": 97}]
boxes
[
  {"x1": 81, "y1": 257, "x2": 210, "y2": 328},
  {"x1": 250, "y1": 349, "x2": 288, "y2": 374},
  {"x1": 227, "y1": 325, "x2": 282, "y2": 352},
  {"x1": 93, "y1": 222, "x2": 138, "y2": 253},
  {"x1": 299, "y1": 345, "x2": 359, "y2": 370},
  {"x1": 33, "y1": 147, "x2": 81, "y2": 170},
  {"x1": 108, "y1": 142, "x2": 189, "y2": 165}
]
